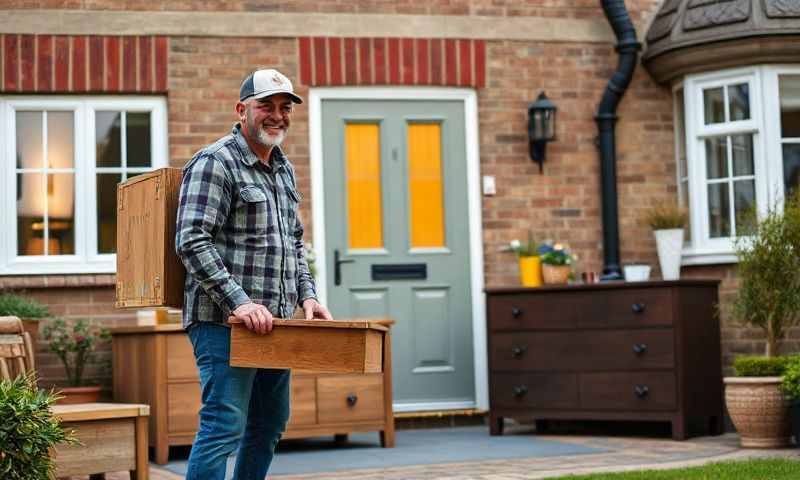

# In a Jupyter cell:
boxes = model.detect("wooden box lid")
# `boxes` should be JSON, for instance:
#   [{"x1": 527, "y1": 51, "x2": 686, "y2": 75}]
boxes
[{"x1": 229, "y1": 319, "x2": 389, "y2": 374}]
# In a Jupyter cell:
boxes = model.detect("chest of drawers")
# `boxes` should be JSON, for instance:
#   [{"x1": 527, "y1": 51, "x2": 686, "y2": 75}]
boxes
[{"x1": 486, "y1": 280, "x2": 723, "y2": 440}]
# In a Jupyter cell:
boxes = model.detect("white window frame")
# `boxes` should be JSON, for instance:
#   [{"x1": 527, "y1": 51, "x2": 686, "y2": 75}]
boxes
[{"x1": 0, "y1": 96, "x2": 168, "y2": 275}]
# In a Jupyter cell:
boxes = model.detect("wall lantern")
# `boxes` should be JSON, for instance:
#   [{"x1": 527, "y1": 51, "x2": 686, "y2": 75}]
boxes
[{"x1": 528, "y1": 92, "x2": 557, "y2": 173}]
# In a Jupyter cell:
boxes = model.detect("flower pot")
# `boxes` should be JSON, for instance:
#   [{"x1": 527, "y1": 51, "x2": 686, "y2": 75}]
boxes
[
  {"x1": 56, "y1": 385, "x2": 103, "y2": 405},
  {"x1": 20, "y1": 317, "x2": 41, "y2": 344},
  {"x1": 724, "y1": 377, "x2": 791, "y2": 448},
  {"x1": 623, "y1": 264, "x2": 651, "y2": 282},
  {"x1": 518, "y1": 256, "x2": 542, "y2": 287},
  {"x1": 541, "y1": 264, "x2": 571, "y2": 285},
  {"x1": 654, "y1": 228, "x2": 683, "y2": 280}
]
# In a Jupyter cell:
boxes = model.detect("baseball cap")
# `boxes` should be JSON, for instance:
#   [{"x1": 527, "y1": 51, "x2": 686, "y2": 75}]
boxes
[{"x1": 239, "y1": 69, "x2": 303, "y2": 104}]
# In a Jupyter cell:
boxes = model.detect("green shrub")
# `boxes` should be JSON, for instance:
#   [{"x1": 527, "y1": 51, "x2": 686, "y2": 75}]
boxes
[
  {"x1": 0, "y1": 373, "x2": 77, "y2": 479},
  {"x1": 733, "y1": 355, "x2": 792, "y2": 377},
  {"x1": 782, "y1": 356, "x2": 800, "y2": 401},
  {"x1": 0, "y1": 293, "x2": 49, "y2": 319}
]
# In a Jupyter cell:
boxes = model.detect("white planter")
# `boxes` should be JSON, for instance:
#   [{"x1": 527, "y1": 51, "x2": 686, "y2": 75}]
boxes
[{"x1": 654, "y1": 228, "x2": 684, "y2": 281}]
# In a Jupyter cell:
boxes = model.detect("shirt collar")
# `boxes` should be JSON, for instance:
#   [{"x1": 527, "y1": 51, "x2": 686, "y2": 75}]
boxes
[{"x1": 232, "y1": 123, "x2": 287, "y2": 170}]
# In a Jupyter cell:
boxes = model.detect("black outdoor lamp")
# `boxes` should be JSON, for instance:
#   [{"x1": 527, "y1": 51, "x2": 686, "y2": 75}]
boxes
[{"x1": 528, "y1": 92, "x2": 557, "y2": 173}]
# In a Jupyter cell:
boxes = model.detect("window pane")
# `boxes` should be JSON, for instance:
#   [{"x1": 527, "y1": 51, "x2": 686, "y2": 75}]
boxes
[
  {"x1": 703, "y1": 87, "x2": 725, "y2": 125},
  {"x1": 96, "y1": 111, "x2": 122, "y2": 167},
  {"x1": 728, "y1": 83, "x2": 750, "y2": 121},
  {"x1": 680, "y1": 179, "x2": 691, "y2": 242},
  {"x1": 733, "y1": 180, "x2": 755, "y2": 236},
  {"x1": 408, "y1": 123, "x2": 445, "y2": 248},
  {"x1": 675, "y1": 89, "x2": 687, "y2": 179},
  {"x1": 47, "y1": 173, "x2": 75, "y2": 255},
  {"x1": 779, "y1": 75, "x2": 800, "y2": 138},
  {"x1": 16, "y1": 111, "x2": 42, "y2": 169},
  {"x1": 17, "y1": 173, "x2": 45, "y2": 255},
  {"x1": 732, "y1": 134, "x2": 753, "y2": 176},
  {"x1": 708, "y1": 183, "x2": 730, "y2": 238},
  {"x1": 47, "y1": 111, "x2": 74, "y2": 169},
  {"x1": 97, "y1": 174, "x2": 121, "y2": 254},
  {"x1": 705, "y1": 137, "x2": 728, "y2": 179},
  {"x1": 345, "y1": 123, "x2": 383, "y2": 249},
  {"x1": 127, "y1": 112, "x2": 151, "y2": 167},
  {"x1": 783, "y1": 144, "x2": 800, "y2": 198}
]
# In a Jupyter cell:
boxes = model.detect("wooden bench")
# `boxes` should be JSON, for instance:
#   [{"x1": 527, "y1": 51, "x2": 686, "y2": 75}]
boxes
[{"x1": 0, "y1": 316, "x2": 150, "y2": 479}]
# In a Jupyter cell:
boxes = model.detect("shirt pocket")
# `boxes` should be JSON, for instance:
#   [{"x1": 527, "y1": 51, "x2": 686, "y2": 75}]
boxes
[
  {"x1": 238, "y1": 186, "x2": 269, "y2": 237},
  {"x1": 283, "y1": 186, "x2": 302, "y2": 234}
]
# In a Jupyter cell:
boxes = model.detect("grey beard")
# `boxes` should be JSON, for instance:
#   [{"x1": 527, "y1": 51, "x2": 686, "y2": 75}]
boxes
[{"x1": 256, "y1": 127, "x2": 285, "y2": 147}]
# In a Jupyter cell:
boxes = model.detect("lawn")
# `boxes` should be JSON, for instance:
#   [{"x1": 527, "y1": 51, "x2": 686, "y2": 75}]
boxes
[{"x1": 554, "y1": 458, "x2": 800, "y2": 479}]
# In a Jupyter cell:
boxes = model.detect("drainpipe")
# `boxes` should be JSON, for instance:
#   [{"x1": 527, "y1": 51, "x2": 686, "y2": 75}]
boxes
[{"x1": 596, "y1": 0, "x2": 641, "y2": 281}]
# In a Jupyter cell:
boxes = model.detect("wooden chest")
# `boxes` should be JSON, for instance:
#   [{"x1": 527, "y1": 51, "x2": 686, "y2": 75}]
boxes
[
  {"x1": 486, "y1": 280, "x2": 724, "y2": 440},
  {"x1": 116, "y1": 168, "x2": 184, "y2": 309},
  {"x1": 111, "y1": 321, "x2": 395, "y2": 465}
]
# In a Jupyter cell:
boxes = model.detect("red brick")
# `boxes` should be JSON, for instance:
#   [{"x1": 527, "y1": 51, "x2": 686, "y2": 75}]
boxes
[
  {"x1": 328, "y1": 37, "x2": 342, "y2": 86},
  {"x1": 37, "y1": 35, "x2": 53, "y2": 91},
  {"x1": 20, "y1": 34, "x2": 34, "y2": 91},
  {"x1": 89, "y1": 35, "x2": 103, "y2": 90},
  {"x1": 344, "y1": 37, "x2": 357, "y2": 85},
  {"x1": 105, "y1": 36, "x2": 120, "y2": 91},
  {"x1": 4, "y1": 34, "x2": 19, "y2": 91},
  {"x1": 138, "y1": 36, "x2": 152, "y2": 91},
  {"x1": 359, "y1": 37, "x2": 372, "y2": 84},
  {"x1": 373, "y1": 37, "x2": 386, "y2": 84},
  {"x1": 122, "y1": 36, "x2": 136, "y2": 90},
  {"x1": 54, "y1": 36, "x2": 69, "y2": 91}
]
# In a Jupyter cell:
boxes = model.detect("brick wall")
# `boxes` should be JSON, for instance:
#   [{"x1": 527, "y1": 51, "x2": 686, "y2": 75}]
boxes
[{"x1": 3, "y1": 0, "x2": 793, "y2": 389}]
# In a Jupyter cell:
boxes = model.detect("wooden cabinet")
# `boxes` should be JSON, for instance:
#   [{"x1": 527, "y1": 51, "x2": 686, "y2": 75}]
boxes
[
  {"x1": 112, "y1": 323, "x2": 394, "y2": 465},
  {"x1": 486, "y1": 280, "x2": 724, "y2": 440}
]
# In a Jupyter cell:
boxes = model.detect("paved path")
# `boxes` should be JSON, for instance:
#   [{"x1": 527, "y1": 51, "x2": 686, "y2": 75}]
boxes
[{"x1": 97, "y1": 433, "x2": 799, "y2": 480}]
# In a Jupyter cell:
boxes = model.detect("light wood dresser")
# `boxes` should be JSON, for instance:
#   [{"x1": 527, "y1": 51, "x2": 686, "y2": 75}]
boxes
[
  {"x1": 486, "y1": 280, "x2": 724, "y2": 440},
  {"x1": 111, "y1": 321, "x2": 394, "y2": 464}
]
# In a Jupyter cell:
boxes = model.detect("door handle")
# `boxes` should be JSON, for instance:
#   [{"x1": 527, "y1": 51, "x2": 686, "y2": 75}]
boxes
[{"x1": 334, "y1": 249, "x2": 354, "y2": 286}]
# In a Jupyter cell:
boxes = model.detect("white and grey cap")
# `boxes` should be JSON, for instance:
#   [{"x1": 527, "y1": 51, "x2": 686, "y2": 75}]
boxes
[{"x1": 239, "y1": 69, "x2": 303, "y2": 104}]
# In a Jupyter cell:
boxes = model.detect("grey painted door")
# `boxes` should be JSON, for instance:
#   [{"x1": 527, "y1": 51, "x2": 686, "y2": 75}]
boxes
[{"x1": 322, "y1": 99, "x2": 474, "y2": 407}]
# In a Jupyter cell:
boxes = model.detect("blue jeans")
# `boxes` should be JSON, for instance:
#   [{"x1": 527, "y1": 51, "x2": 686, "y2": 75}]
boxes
[{"x1": 186, "y1": 322, "x2": 290, "y2": 480}]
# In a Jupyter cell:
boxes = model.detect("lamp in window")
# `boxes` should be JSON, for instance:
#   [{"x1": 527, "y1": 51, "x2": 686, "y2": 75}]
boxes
[{"x1": 528, "y1": 92, "x2": 557, "y2": 173}]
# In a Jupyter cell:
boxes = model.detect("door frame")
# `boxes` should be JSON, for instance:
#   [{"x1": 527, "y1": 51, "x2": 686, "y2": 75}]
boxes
[{"x1": 308, "y1": 87, "x2": 488, "y2": 412}]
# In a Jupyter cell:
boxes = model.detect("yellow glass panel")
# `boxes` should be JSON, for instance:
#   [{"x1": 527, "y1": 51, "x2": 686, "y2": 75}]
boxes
[
  {"x1": 346, "y1": 123, "x2": 383, "y2": 249},
  {"x1": 408, "y1": 123, "x2": 445, "y2": 248}
]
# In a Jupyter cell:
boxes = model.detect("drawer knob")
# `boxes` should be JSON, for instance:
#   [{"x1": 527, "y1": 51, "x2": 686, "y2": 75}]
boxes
[
  {"x1": 513, "y1": 385, "x2": 529, "y2": 397},
  {"x1": 631, "y1": 303, "x2": 646, "y2": 314},
  {"x1": 632, "y1": 343, "x2": 648, "y2": 355},
  {"x1": 511, "y1": 307, "x2": 523, "y2": 318},
  {"x1": 346, "y1": 394, "x2": 358, "y2": 407},
  {"x1": 634, "y1": 385, "x2": 650, "y2": 399},
  {"x1": 511, "y1": 345, "x2": 528, "y2": 357}
]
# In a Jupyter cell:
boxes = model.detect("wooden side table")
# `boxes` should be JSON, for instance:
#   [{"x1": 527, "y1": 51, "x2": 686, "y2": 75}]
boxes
[{"x1": 52, "y1": 403, "x2": 150, "y2": 480}]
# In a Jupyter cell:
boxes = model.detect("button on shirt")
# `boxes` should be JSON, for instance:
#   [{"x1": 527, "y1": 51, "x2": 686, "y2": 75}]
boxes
[{"x1": 176, "y1": 124, "x2": 317, "y2": 330}]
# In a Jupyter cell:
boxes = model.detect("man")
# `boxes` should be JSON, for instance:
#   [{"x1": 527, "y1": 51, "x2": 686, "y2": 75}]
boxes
[{"x1": 175, "y1": 68, "x2": 333, "y2": 479}]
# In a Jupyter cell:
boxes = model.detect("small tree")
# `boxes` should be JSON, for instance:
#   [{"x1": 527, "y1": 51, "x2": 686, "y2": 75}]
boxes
[
  {"x1": 0, "y1": 373, "x2": 77, "y2": 479},
  {"x1": 732, "y1": 197, "x2": 800, "y2": 357}
]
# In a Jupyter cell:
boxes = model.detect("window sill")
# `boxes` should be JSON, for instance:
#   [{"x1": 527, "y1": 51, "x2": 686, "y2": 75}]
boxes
[
  {"x1": 680, "y1": 248, "x2": 738, "y2": 266},
  {"x1": 0, "y1": 273, "x2": 116, "y2": 290}
]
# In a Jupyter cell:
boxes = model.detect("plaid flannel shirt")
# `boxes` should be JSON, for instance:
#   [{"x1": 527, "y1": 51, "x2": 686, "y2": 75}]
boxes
[{"x1": 175, "y1": 124, "x2": 317, "y2": 330}]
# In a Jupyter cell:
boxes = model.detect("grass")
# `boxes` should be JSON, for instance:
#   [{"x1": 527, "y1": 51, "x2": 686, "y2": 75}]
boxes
[{"x1": 553, "y1": 458, "x2": 800, "y2": 479}]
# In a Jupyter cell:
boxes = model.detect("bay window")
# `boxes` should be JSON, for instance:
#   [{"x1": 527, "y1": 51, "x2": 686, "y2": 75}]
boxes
[{"x1": 0, "y1": 97, "x2": 167, "y2": 274}]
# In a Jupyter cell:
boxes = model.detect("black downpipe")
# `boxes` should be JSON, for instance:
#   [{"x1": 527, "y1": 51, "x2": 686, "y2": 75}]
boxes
[{"x1": 596, "y1": 0, "x2": 641, "y2": 280}]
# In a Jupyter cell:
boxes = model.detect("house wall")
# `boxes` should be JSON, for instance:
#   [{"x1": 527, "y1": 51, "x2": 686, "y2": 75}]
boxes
[{"x1": 2, "y1": 0, "x2": 786, "y2": 394}]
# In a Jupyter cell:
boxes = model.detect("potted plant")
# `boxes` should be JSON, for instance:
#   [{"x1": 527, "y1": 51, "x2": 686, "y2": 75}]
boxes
[
  {"x1": 782, "y1": 355, "x2": 800, "y2": 446},
  {"x1": 0, "y1": 292, "x2": 49, "y2": 343},
  {"x1": 724, "y1": 199, "x2": 800, "y2": 448},
  {"x1": 41, "y1": 318, "x2": 110, "y2": 404},
  {"x1": 0, "y1": 372, "x2": 77, "y2": 479},
  {"x1": 644, "y1": 205, "x2": 688, "y2": 280},
  {"x1": 538, "y1": 242, "x2": 577, "y2": 285},
  {"x1": 508, "y1": 232, "x2": 542, "y2": 287}
]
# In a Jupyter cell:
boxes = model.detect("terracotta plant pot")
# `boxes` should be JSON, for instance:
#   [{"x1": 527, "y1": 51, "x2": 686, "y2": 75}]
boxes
[
  {"x1": 518, "y1": 256, "x2": 542, "y2": 287},
  {"x1": 541, "y1": 264, "x2": 571, "y2": 284},
  {"x1": 57, "y1": 385, "x2": 103, "y2": 405},
  {"x1": 724, "y1": 377, "x2": 791, "y2": 448}
]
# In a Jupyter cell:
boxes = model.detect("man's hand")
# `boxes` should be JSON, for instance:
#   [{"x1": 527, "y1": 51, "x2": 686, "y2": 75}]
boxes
[
  {"x1": 233, "y1": 302, "x2": 274, "y2": 334},
  {"x1": 302, "y1": 298, "x2": 333, "y2": 320}
]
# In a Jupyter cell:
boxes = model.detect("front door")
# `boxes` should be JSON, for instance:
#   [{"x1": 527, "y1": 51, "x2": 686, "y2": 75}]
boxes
[{"x1": 322, "y1": 99, "x2": 475, "y2": 408}]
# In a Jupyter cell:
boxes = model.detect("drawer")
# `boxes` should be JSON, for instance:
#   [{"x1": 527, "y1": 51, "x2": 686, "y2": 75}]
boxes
[
  {"x1": 491, "y1": 373, "x2": 578, "y2": 409},
  {"x1": 167, "y1": 334, "x2": 199, "y2": 381},
  {"x1": 575, "y1": 289, "x2": 673, "y2": 329},
  {"x1": 580, "y1": 372, "x2": 676, "y2": 411},
  {"x1": 487, "y1": 293, "x2": 583, "y2": 330},
  {"x1": 168, "y1": 382, "x2": 201, "y2": 434},
  {"x1": 288, "y1": 376, "x2": 317, "y2": 426},
  {"x1": 491, "y1": 329, "x2": 675, "y2": 372},
  {"x1": 317, "y1": 374, "x2": 384, "y2": 424}
]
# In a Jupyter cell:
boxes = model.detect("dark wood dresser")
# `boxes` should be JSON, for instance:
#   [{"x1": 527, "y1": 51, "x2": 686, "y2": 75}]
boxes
[{"x1": 486, "y1": 280, "x2": 723, "y2": 440}]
